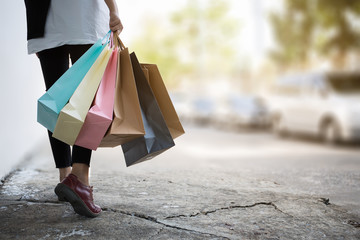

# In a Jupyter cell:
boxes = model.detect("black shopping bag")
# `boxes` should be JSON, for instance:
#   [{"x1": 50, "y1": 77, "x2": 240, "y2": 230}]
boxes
[{"x1": 121, "y1": 52, "x2": 175, "y2": 166}]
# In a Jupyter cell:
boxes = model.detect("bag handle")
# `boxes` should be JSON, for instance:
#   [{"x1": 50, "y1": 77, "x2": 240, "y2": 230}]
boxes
[
  {"x1": 112, "y1": 33, "x2": 126, "y2": 50},
  {"x1": 118, "y1": 38, "x2": 126, "y2": 49},
  {"x1": 102, "y1": 30, "x2": 111, "y2": 45}
]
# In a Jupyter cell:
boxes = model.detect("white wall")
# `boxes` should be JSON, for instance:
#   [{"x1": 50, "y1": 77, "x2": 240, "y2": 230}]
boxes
[{"x1": 0, "y1": 2, "x2": 46, "y2": 179}]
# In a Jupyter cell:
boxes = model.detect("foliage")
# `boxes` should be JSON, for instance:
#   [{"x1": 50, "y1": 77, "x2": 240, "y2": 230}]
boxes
[
  {"x1": 130, "y1": 0, "x2": 240, "y2": 87},
  {"x1": 269, "y1": 0, "x2": 360, "y2": 69},
  {"x1": 269, "y1": 0, "x2": 314, "y2": 69}
]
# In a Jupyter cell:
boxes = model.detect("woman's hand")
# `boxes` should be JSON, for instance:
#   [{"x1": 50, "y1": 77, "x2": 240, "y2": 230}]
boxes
[
  {"x1": 104, "y1": 0, "x2": 123, "y2": 35},
  {"x1": 109, "y1": 12, "x2": 123, "y2": 35}
]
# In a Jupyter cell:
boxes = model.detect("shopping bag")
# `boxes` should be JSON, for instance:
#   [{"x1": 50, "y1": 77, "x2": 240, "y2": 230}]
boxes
[
  {"x1": 52, "y1": 44, "x2": 112, "y2": 145},
  {"x1": 121, "y1": 52, "x2": 175, "y2": 167},
  {"x1": 99, "y1": 40, "x2": 145, "y2": 147},
  {"x1": 37, "y1": 32, "x2": 110, "y2": 132},
  {"x1": 74, "y1": 46, "x2": 118, "y2": 150},
  {"x1": 141, "y1": 64, "x2": 185, "y2": 139}
]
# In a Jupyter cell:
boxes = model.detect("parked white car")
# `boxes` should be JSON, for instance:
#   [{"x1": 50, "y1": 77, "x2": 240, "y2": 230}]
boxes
[
  {"x1": 212, "y1": 95, "x2": 269, "y2": 129},
  {"x1": 170, "y1": 92, "x2": 215, "y2": 125},
  {"x1": 268, "y1": 72, "x2": 360, "y2": 143}
]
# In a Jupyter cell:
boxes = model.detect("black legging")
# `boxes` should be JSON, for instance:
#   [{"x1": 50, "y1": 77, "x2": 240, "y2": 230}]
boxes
[{"x1": 37, "y1": 44, "x2": 93, "y2": 168}]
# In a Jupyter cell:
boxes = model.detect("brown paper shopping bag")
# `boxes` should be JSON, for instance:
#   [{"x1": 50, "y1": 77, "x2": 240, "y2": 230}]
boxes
[
  {"x1": 100, "y1": 44, "x2": 145, "y2": 147},
  {"x1": 141, "y1": 64, "x2": 185, "y2": 139},
  {"x1": 121, "y1": 52, "x2": 175, "y2": 167}
]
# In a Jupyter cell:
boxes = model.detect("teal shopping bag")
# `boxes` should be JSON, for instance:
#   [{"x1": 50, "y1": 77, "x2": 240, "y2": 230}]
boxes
[{"x1": 37, "y1": 31, "x2": 111, "y2": 132}]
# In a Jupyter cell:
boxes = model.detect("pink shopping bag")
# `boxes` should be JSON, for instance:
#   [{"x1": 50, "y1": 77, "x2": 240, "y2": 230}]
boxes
[{"x1": 74, "y1": 46, "x2": 118, "y2": 150}]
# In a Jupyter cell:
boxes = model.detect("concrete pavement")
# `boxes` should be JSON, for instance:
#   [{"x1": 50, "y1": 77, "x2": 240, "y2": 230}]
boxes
[{"x1": 1, "y1": 126, "x2": 360, "y2": 239}]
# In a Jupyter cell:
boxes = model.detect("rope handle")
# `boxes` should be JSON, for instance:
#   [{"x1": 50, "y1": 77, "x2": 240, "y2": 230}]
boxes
[
  {"x1": 111, "y1": 32, "x2": 126, "y2": 50},
  {"x1": 102, "y1": 30, "x2": 111, "y2": 44}
]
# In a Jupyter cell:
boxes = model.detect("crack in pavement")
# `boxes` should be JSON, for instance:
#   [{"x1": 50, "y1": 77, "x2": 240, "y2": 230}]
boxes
[
  {"x1": 4, "y1": 197, "x2": 360, "y2": 235},
  {"x1": 348, "y1": 220, "x2": 360, "y2": 228},
  {"x1": 0, "y1": 198, "x2": 65, "y2": 206},
  {"x1": 2, "y1": 198, "x2": 229, "y2": 238},
  {"x1": 0, "y1": 169, "x2": 20, "y2": 188},
  {"x1": 102, "y1": 207, "x2": 230, "y2": 240},
  {"x1": 19, "y1": 198, "x2": 63, "y2": 205},
  {"x1": 165, "y1": 201, "x2": 293, "y2": 219}
]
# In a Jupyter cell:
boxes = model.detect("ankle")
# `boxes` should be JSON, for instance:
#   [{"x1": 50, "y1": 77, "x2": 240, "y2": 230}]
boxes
[
  {"x1": 59, "y1": 167, "x2": 71, "y2": 182},
  {"x1": 71, "y1": 163, "x2": 90, "y2": 186}
]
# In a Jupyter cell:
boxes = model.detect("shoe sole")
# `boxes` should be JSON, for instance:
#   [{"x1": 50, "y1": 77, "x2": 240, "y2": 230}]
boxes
[
  {"x1": 55, "y1": 183, "x2": 101, "y2": 218},
  {"x1": 58, "y1": 196, "x2": 67, "y2": 202}
]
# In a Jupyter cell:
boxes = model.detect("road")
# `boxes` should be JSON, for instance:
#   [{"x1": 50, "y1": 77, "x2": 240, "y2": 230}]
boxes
[
  {"x1": 2, "y1": 125, "x2": 359, "y2": 239},
  {"x1": 92, "y1": 125, "x2": 360, "y2": 216}
]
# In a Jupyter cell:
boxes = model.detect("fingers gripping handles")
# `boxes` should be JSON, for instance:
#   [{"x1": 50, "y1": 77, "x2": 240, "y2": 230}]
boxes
[
  {"x1": 109, "y1": 31, "x2": 126, "y2": 50},
  {"x1": 102, "y1": 31, "x2": 125, "y2": 50}
]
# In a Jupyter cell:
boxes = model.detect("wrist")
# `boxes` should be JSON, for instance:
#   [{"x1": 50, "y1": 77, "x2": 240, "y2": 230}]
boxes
[{"x1": 110, "y1": 10, "x2": 119, "y2": 17}]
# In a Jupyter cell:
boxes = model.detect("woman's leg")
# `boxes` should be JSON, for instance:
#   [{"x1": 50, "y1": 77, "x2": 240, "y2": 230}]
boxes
[
  {"x1": 71, "y1": 148, "x2": 92, "y2": 186},
  {"x1": 38, "y1": 46, "x2": 72, "y2": 181},
  {"x1": 67, "y1": 44, "x2": 93, "y2": 186},
  {"x1": 54, "y1": 44, "x2": 102, "y2": 217}
]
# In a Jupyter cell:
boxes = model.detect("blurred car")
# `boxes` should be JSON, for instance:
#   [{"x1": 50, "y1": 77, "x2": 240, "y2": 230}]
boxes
[
  {"x1": 268, "y1": 71, "x2": 360, "y2": 143},
  {"x1": 191, "y1": 96, "x2": 216, "y2": 125},
  {"x1": 212, "y1": 95, "x2": 270, "y2": 129},
  {"x1": 170, "y1": 92, "x2": 194, "y2": 123},
  {"x1": 170, "y1": 92, "x2": 216, "y2": 125}
]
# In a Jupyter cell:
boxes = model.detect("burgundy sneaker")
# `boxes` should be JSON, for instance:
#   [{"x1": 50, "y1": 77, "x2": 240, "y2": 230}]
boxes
[{"x1": 55, "y1": 174, "x2": 101, "y2": 218}]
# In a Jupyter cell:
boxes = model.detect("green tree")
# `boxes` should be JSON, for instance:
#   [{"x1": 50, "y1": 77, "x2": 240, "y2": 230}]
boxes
[
  {"x1": 130, "y1": 0, "x2": 240, "y2": 87},
  {"x1": 269, "y1": 0, "x2": 360, "y2": 69},
  {"x1": 315, "y1": 0, "x2": 360, "y2": 67},
  {"x1": 268, "y1": 0, "x2": 314, "y2": 70}
]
